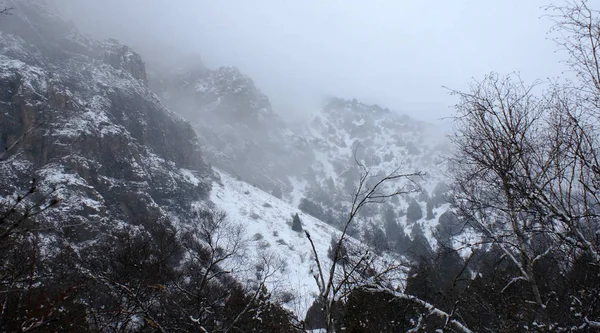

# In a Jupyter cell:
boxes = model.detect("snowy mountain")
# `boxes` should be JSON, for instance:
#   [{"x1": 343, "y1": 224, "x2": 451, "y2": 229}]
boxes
[
  {"x1": 0, "y1": 1, "x2": 404, "y2": 326},
  {"x1": 151, "y1": 64, "x2": 313, "y2": 198},
  {"x1": 2, "y1": 1, "x2": 597, "y2": 332},
  {"x1": 0, "y1": 1, "x2": 462, "y2": 328},
  {"x1": 0, "y1": 0, "x2": 213, "y2": 240},
  {"x1": 297, "y1": 97, "x2": 451, "y2": 232},
  {"x1": 153, "y1": 63, "x2": 457, "y2": 259},
  {"x1": 211, "y1": 169, "x2": 344, "y2": 318}
]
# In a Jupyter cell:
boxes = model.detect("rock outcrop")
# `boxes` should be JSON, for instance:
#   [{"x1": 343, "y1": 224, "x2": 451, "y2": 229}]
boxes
[{"x1": 0, "y1": 0, "x2": 212, "y2": 240}]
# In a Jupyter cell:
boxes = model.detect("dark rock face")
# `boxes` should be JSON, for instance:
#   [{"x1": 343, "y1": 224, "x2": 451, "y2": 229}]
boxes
[
  {"x1": 102, "y1": 39, "x2": 149, "y2": 86},
  {"x1": 0, "y1": 1, "x2": 212, "y2": 240}
]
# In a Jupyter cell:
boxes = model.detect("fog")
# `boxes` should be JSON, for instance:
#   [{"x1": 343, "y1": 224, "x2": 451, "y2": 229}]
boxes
[{"x1": 55, "y1": 0, "x2": 567, "y2": 123}]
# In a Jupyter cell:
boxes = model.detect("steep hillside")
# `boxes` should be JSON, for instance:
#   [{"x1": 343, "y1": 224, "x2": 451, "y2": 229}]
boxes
[
  {"x1": 0, "y1": 0, "x2": 464, "y2": 325},
  {"x1": 0, "y1": 2, "x2": 410, "y2": 328},
  {"x1": 0, "y1": 2, "x2": 306, "y2": 331},
  {"x1": 153, "y1": 62, "x2": 456, "y2": 257},
  {"x1": 211, "y1": 169, "x2": 340, "y2": 318},
  {"x1": 297, "y1": 98, "x2": 457, "y2": 255},
  {"x1": 210, "y1": 169, "x2": 404, "y2": 318},
  {"x1": 0, "y1": 0, "x2": 212, "y2": 237},
  {"x1": 151, "y1": 65, "x2": 312, "y2": 197}
]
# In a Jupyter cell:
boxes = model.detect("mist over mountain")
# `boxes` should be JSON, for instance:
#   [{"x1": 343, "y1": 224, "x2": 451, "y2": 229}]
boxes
[
  {"x1": 151, "y1": 57, "x2": 452, "y2": 252},
  {"x1": 54, "y1": 0, "x2": 566, "y2": 124},
  {"x1": 1, "y1": 1, "x2": 600, "y2": 332}
]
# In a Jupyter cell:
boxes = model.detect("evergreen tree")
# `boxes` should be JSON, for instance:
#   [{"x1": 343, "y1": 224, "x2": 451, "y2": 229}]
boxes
[
  {"x1": 340, "y1": 288, "x2": 423, "y2": 332},
  {"x1": 407, "y1": 225, "x2": 433, "y2": 261},
  {"x1": 405, "y1": 258, "x2": 436, "y2": 304},
  {"x1": 435, "y1": 211, "x2": 462, "y2": 246},
  {"x1": 431, "y1": 182, "x2": 450, "y2": 207},
  {"x1": 291, "y1": 213, "x2": 303, "y2": 232},
  {"x1": 395, "y1": 229, "x2": 411, "y2": 255},
  {"x1": 304, "y1": 299, "x2": 326, "y2": 330},
  {"x1": 299, "y1": 198, "x2": 326, "y2": 221},
  {"x1": 426, "y1": 199, "x2": 435, "y2": 220},
  {"x1": 384, "y1": 206, "x2": 399, "y2": 239},
  {"x1": 371, "y1": 226, "x2": 389, "y2": 253},
  {"x1": 406, "y1": 199, "x2": 423, "y2": 223}
]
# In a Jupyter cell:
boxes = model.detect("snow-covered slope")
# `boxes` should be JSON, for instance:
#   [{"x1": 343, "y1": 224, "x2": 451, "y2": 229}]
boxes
[
  {"x1": 153, "y1": 64, "x2": 456, "y2": 258},
  {"x1": 297, "y1": 97, "x2": 451, "y2": 228},
  {"x1": 211, "y1": 169, "x2": 339, "y2": 317},
  {"x1": 211, "y1": 169, "x2": 403, "y2": 318},
  {"x1": 0, "y1": 2, "x2": 476, "y2": 329}
]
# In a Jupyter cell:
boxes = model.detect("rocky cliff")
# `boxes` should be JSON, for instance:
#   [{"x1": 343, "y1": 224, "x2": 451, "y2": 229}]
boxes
[{"x1": 0, "y1": 0, "x2": 212, "y2": 241}]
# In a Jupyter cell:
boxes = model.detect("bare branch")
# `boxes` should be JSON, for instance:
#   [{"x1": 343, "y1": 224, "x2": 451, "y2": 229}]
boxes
[{"x1": 361, "y1": 285, "x2": 474, "y2": 333}]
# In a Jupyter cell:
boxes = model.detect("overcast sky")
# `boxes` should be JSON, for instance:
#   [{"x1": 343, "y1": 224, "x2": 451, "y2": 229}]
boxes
[{"x1": 56, "y1": 0, "x2": 570, "y2": 123}]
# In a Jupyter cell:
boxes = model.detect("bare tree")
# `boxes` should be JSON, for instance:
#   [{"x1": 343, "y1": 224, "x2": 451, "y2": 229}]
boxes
[
  {"x1": 223, "y1": 252, "x2": 285, "y2": 333},
  {"x1": 546, "y1": 0, "x2": 600, "y2": 103},
  {"x1": 164, "y1": 209, "x2": 295, "y2": 332},
  {"x1": 170, "y1": 209, "x2": 245, "y2": 331},
  {"x1": 182, "y1": 209, "x2": 245, "y2": 292},
  {"x1": 305, "y1": 157, "x2": 418, "y2": 331},
  {"x1": 449, "y1": 74, "x2": 552, "y2": 318},
  {"x1": 304, "y1": 150, "x2": 473, "y2": 332},
  {"x1": 0, "y1": 179, "x2": 58, "y2": 242},
  {"x1": 446, "y1": 1, "x2": 600, "y2": 329}
]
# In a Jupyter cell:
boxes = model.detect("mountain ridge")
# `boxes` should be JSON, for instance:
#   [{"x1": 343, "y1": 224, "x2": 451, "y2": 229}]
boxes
[
  {"x1": 0, "y1": 1, "x2": 456, "y2": 326},
  {"x1": 152, "y1": 61, "x2": 454, "y2": 261}
]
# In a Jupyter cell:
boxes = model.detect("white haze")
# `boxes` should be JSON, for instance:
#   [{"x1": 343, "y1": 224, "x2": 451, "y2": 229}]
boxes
[{"x1": 54, "y1": 0, "x2": 567, "y2": 123}]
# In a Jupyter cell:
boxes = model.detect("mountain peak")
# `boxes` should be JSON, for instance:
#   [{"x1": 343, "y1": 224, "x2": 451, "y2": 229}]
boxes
[{"x1": 101, "y1": 38, "x2": 148, "y2": 85}]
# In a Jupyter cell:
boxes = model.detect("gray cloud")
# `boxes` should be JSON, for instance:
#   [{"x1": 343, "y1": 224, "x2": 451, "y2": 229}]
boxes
[{"x1": 55, "y1": 0, "x2": 568, "y2": 123}]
